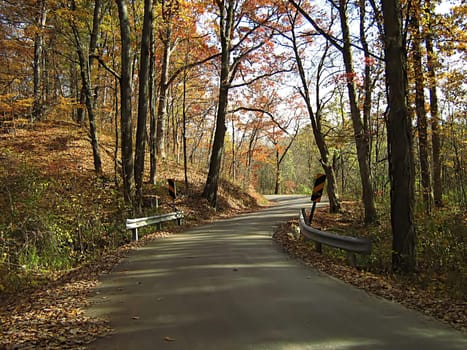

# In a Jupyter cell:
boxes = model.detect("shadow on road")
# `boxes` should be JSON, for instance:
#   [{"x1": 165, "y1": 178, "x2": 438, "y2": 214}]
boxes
[{"x1": 87, "y1": 196, "x2": 466, "y2": 350}]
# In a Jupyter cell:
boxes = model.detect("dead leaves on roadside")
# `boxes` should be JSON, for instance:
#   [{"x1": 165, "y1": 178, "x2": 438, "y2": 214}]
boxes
[
  {"x1": 0, "y1": 231, "x2": 179, "y2": 349},
  {"x1": 0, "y1": 251, "x2": 127, "y2": 349},
  {"x1": 0, "y1": 278, "x2": 110, "y2": 349},
  {"x1": 273, "y1": 221, "x2": 467, "y2": 333}
]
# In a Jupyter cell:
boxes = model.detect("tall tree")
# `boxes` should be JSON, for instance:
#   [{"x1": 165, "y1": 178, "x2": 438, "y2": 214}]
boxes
[
  {"x1": 149, "y1": 18, "x2": 157, "y2": 184},
  {"x1": 288, "y1": 0, "x2": 376, "y2": 222},
  {"x1": 202, "y1": 0, "x2": 282, "y2": 207},
  {"x1": 69, "y1": 0, "x2": 103, "y2": 174},
  {"x1": 409, "y1": 0, "x2": 432, "y2": 213},
  {"x1": 155, "y1": 0, "x2": 179, "y2": 161},
  {"x1": 134, "y1": 0, "x2": 154, "y2": 212},
  {"x1": 381, "y1": 0, "x2": 416, "y2": 273},
  {"x1": 32, "y1": 0, "x2": 47, "y2": 121},
  {"x1": 423, "y1": 2, "x2": 442, "y2": 207},
  {"x1": 334, "y1": 0, "x2": 377, "y2": 223},
  {"x1": 116, "y1": 0, "x2": 134, "y2": 204},
  {"x1": 202, "y1": 0, "x2": 235, "y2": 207},
  {"x1": 284, "y1": 3, "x2": 341, "y2": 213}
]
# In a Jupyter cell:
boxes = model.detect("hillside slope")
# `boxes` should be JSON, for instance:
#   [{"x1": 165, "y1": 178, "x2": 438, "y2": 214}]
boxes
[{"x1": 0, "y1": 119, "x2": 262, "y2": 295}]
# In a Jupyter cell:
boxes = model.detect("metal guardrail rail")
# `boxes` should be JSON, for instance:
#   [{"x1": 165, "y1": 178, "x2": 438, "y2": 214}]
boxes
[
  {"x1": 299, "y1": 208, "x2": 371, "y2": 265},
  {"x1": 126, "y1": 211, "x2": 184, "y2": 241}
]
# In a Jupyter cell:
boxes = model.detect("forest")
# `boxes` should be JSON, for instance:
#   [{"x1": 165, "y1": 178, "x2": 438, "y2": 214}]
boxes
[{"x1": 0, "y1": 0, "x2": 466, "y2": 307}]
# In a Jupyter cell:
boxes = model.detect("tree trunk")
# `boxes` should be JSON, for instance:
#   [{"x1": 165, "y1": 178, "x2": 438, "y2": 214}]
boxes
[
  {"x1": 410, "y1": 4, "x2": 432, "y2": 213},
  {"x1": 314, "y1": 123, "x2": 341, "y2": 213},
  {"x1": 77, "y1": 86, "x2": 86, "y2": 126},
  {"x1": 381, "y1": 0, "x2": 416, "y2": 273},
  {"x1": 203, "y1": 83, "x2": 229, "y2": 207},
  {"x1": 116, "y1": 0, "x2": 134, "y2": 204},
  {"x1": 182, "y1": 57, "x2": 189, "y2": 192},
  {"x1": 134, "y1": 0, "x2": 153, "y2": 213},
  {"x1": 338, "y1": 0, "x2": 377, "y2": 224},
  {"x1": 424, "y1": 8, "x2": 442, "y2": 207},
  {"x1": 156, "y1": 27, "x2": 172, "y2": 160},
  {"x1": 202, "y1": 0, "x2": 235, "y2": 208},
  {"x1": 149, "y1": 27, "x2": 157, "y2": 184},
  {"x1": 289, "y1": 12, "x2": 341, "y2": 213},
  {"x1": 70, "y1": 0, "x2": 103, "y2": 175},
  {"x1": 32, "y1": 0, "x2": 47, "y2": 121},
  {"x1": 114, "y1": 78, "x2": 119, "y2": 187},
  {"x1": 274, "y1": 147, "x2": 281, "y2": 195}
]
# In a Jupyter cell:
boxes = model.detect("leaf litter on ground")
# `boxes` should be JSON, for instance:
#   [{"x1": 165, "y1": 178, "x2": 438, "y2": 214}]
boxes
[{"x1": 272, "y1": 211, "x2": 466, "y2": 334}]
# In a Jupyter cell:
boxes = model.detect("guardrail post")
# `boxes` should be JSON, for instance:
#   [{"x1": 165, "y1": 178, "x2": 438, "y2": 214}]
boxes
[
  {"x1": 315, "y1": 242, "x2": 322, "y2": 253},
  {"x1": 347, "y1": 252, "x2": 356, "y2": 266},
  {"x1": 133, "y1": 228, "x2": 139, "y2": 241}
]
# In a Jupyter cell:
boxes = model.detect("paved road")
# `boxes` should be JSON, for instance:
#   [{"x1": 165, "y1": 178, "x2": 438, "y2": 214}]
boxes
[{"x1": 87, "y1": 196, "x2": 466, "y2": 349}]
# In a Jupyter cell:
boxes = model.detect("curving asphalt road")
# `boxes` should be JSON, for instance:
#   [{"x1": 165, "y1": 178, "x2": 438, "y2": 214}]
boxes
[{"x1": 86, "y1": 195, "x2": 466, "y2": 349}]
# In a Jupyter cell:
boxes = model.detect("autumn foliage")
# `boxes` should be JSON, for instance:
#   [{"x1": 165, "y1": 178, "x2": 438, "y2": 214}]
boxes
[{"x1": 0, "y1": 0, "x2": 466, "y2": 345}]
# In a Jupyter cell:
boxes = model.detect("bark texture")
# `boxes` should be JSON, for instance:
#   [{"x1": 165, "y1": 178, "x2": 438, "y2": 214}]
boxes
[{"x1": 381, "y1": 0, "x2": 416, "y2": 273}]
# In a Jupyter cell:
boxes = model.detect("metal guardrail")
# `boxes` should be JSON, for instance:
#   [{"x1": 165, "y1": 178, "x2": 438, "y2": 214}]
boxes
[
  {"x1": 126, "y1": 211, "x2": 184, "y2": 241},
  {"x1": 299, "y1": 208, "x2": 371, "y2": 265}
]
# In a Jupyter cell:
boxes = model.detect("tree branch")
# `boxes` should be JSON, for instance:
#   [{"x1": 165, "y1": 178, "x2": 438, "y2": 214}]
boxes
[
  {"x1": 230, "y1": 67, "x2": 293, "y2": 89},
  {"x1": 90, "y1": 54, "x2": 121, "y2": 80},
  {"x1": 288, "y1": 0, "x2": 344, "y2": 52},
  {"x1": 166, "y1": 51, "x2": 222, "y2": 87},
  {"x1": 228, "y1": 106, "x2": 290, "y2": 134}
]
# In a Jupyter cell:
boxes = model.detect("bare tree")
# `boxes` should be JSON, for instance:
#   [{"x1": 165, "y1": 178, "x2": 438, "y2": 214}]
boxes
[
  {"x1": 284, "y1": 4, "x2": 341, "y2": 213},
  {"x1": 289, "y1": 0, "x2": 376, "y2": 222}
]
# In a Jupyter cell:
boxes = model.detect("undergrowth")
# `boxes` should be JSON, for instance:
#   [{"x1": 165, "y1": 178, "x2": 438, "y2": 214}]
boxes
[{"x1": 0, "y1": 161, "x2": 129, "y2": 294}]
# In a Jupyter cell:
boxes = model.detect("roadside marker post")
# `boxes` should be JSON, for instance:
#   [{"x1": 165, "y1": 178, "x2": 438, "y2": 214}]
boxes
[
  {"x1": 309, "y1": 173, "x2": 326, "y2": 223},
  {"x1": 168, "y1": 178, "x2": 177, "y2": 209}
]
